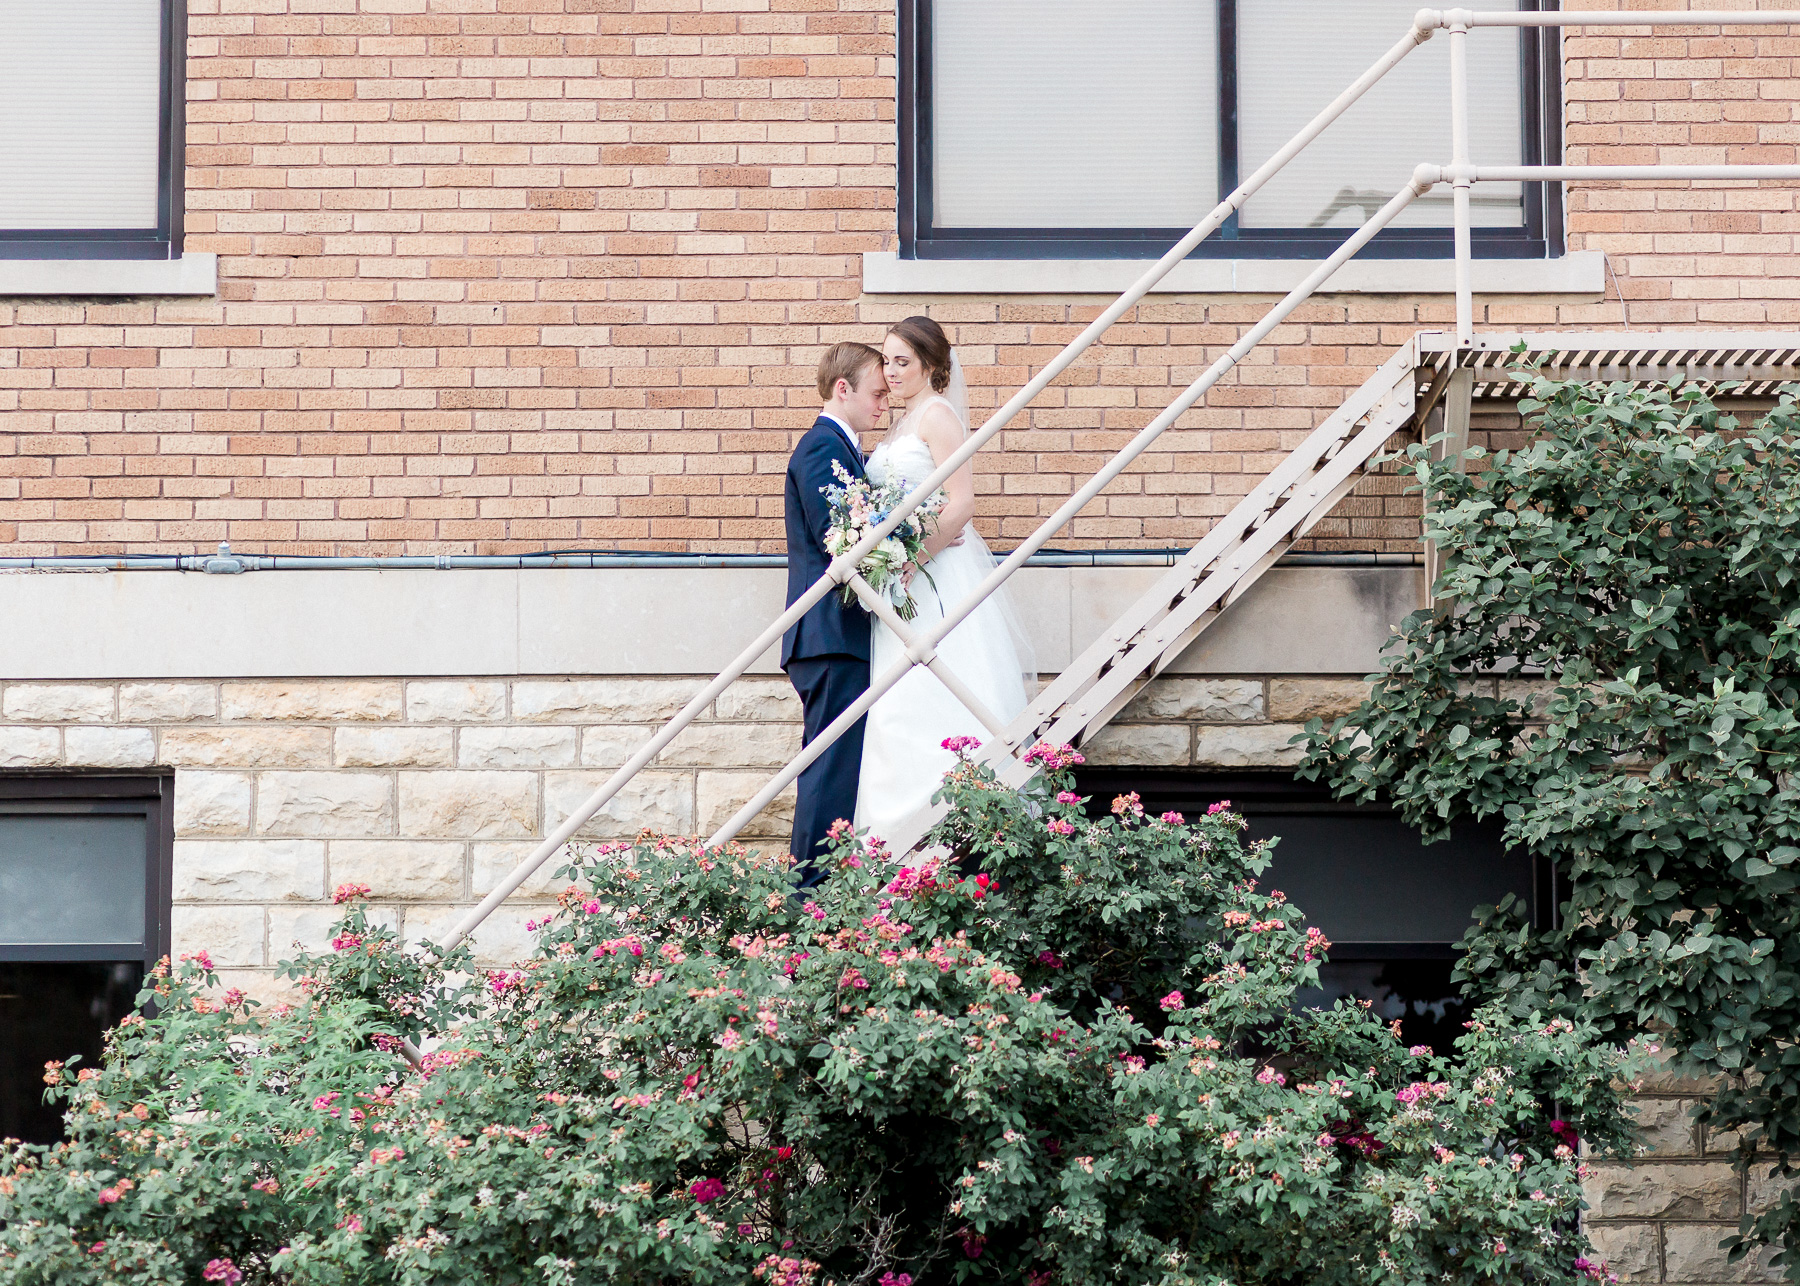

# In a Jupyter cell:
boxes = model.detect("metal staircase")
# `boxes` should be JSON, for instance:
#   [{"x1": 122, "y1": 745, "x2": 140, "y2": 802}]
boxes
[
  {"x1": 429, "y1": 7, "x2": 1800, "y2": 966},
  {"x1": 873, "y1": 328, "x2": 1800, "y2": 852}
]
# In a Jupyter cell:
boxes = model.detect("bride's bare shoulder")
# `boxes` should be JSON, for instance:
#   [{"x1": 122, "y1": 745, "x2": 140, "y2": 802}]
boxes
[{"x1": 913, "y1": 396, "x2": 965, "y2": 442}]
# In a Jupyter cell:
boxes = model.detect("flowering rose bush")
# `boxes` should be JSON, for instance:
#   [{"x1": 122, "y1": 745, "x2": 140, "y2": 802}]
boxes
[{"x1": 0, "y1": 746, "x2": 1638, "y2": 1285}]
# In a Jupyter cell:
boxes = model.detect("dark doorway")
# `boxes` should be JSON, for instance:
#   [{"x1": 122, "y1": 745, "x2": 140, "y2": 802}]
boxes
[
  {"x1": 1075, "y1": 769, "x2": 1552, "y2": 1054},
  {"x1": 0, "y1": 775, "x2": 171, "y2": 1144},
  {"x1": 0, "y1": 961, "x2": 144, "y2": 1142}
]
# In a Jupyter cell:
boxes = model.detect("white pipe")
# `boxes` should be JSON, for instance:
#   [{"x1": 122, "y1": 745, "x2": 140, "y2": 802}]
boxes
[
  {"x1": 1448, "y1": 12, "x2": 1473, "y2": 344},
  {"x1": 1473, "y1": 165, "x2": 1800, "y2": 182},
  {"x1": 702, "y1": 177, "x2": 1434, "y2": 851},
  {"x1": 429, "y1": 24, "x2": 1440, "y2": 952},
  {"x1": 1458, "y1": 11, "x2": 1800, "y2": 27}
]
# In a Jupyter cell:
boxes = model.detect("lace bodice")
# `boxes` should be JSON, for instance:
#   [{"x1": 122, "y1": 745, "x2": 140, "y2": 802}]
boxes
[{"x1": 867, "y1": 433, "x2": 936, "y2": 490}]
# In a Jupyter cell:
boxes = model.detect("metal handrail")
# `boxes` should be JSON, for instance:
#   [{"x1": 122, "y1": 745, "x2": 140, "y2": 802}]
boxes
[
  {"x1": 432, "y1": 6, "x2": 1800, "y2": 961},
  {"x1": 428, "y1": 18, "x2": 1443, "y2": 953}
]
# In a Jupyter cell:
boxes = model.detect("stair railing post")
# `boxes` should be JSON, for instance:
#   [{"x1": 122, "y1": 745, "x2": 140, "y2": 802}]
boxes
[{"x1": 1448, "y1": 7, "x2": 1474, "y2": 345}]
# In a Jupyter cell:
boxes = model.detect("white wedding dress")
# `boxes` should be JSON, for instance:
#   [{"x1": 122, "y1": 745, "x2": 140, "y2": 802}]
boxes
[{"x1": 854, "y1": 391, "x2": 1034, "y2": 841}]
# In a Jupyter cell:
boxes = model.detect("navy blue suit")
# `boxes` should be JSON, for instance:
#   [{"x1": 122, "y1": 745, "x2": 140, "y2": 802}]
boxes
[{"x1": 782, "y1": 415, "x2": 871, "y2": 882}]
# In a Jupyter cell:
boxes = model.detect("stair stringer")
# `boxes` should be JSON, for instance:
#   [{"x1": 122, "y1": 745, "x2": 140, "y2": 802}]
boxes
[{"x1": 879, "y1": 336, "x2": 1424, "y2": 855}]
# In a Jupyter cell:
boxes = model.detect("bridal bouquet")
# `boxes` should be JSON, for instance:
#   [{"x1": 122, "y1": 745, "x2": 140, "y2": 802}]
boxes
[{"x1": 822, "y1": 458, "x2": 945, "y2": 621}]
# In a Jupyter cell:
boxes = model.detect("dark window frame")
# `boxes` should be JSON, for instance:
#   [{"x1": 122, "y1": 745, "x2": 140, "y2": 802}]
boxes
[
  {"x1": 0, "y1": 0, "x2": 187, "y2": 261},
  {"x1": 897, "y1": 0, "x2": 1564, "y2": 261},
  {"x1": 0, "y1": 774, "x2": 174, "y2": 970}
]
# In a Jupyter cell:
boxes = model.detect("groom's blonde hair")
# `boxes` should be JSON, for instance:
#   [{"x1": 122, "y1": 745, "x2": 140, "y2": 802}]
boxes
[{"x1": 816, "y1": 342, "x2": 883, "y2": 401}]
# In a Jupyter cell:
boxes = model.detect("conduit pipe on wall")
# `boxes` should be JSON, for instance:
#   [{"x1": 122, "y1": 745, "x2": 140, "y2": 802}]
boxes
[{"x1": 0, "y1": 548, "x2": 1421, "y2": 573}]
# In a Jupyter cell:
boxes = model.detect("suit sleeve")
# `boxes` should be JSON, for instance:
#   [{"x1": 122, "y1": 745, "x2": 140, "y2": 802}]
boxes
[{"x1": 793, "y1": 433, "x2": 856, "y2": 556}]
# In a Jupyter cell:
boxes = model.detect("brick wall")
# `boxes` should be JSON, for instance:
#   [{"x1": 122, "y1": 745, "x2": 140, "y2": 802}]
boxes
[{"x1": 0, "y1": 1, "x2": 1795, "y2": 555}]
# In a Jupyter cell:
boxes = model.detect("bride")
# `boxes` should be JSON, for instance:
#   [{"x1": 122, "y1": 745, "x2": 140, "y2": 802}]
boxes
[{"x1": 854, "y1": 316, "x2": 1035, "y2": 839}]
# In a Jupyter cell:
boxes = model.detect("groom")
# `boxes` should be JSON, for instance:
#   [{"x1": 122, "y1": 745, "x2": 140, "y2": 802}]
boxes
[{"x1": 782, "y1": 342, "x2": 888, "y2": 883}]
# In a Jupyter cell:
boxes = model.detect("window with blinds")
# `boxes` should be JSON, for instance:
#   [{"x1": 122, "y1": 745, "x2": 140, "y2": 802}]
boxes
[
  {"x1": 0, "y1": 0, "x2": 183, "y2": 259},
  {"x1": 1237, "y1": 0, "x2": 1524, "y2": 230},
  {"x1": 900, "y1": 0, "x2": 1559, "y2": 260},
  {"x1": 931, "y1": 1, "x2": 1218, "y2": 230}
]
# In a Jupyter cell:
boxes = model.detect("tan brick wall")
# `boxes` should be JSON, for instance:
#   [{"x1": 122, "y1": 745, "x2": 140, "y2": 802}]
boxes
[{"x1": 0, "y1": 0, "x2": 1795, "y2": 556}]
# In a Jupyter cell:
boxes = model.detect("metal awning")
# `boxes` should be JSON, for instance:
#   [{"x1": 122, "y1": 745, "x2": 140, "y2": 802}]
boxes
[{"x1": 1415, "y1": 331, "x2": 1800, "y2": 401}]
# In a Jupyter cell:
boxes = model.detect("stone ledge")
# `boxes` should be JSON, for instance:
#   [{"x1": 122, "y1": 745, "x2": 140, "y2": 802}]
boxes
[
  {"x1": 861, "y1": 249, "x2": 1605, "y2": 296},
  {"x1": 0, "y1": 252, "x2": 218, "y2": 298}
]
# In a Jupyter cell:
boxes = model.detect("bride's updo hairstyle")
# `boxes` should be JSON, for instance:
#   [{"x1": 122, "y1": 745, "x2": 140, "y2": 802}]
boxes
[{"x1": 887, "y1": 315, "x2": 953, "y2": 393}]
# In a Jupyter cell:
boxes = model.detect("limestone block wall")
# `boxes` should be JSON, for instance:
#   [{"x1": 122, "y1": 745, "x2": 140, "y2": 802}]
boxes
[
  {"x1": 1585, "y1": 1069, "x2": 1792, "y2": 1285},
  {"x1": 0, "y1": 670, "x2": 1370, "y2": 992},
  {"x1": 2, "y1": 665, "x2": 1791, "y2": 1280},
  {"x1": 0, "y1": 674, "x2": 812, "y2": 989}
]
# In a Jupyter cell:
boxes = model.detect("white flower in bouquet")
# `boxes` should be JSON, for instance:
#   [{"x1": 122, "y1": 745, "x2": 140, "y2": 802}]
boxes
[{"x1": 821, "y1": 459, "x2": 946, "y2": 622}]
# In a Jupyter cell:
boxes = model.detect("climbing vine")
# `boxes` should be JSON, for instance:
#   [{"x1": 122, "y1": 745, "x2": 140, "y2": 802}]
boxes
[{"x1": 1302, "y1": 371, "x2": 1800, "y2": 1279}]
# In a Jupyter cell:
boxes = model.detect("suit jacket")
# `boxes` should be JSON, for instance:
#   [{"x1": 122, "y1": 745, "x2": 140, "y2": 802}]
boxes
[{"x1": 781, "y1": 416, "x2": 872, "y2": 667}]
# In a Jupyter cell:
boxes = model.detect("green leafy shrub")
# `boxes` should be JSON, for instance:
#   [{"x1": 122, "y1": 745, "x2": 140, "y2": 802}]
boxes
[
  {"x1": 1300, "y1": 373, "x2": 1800, "y2": 1278},
  {"x1": 0, "y1": 746, "x2": 1637, "y2": 1285}
]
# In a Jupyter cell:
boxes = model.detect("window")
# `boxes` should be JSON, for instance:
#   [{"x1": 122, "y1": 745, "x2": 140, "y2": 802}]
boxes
[
  {"x1": 1076, "y1": 770, "x2": 1554, "y2": 1052},
  {"x1": 0, "y1": 776, "x2": 171, "y2": 1143},
  {"x1": 898, "y1": 0, "x2": 1562, "y2": 260},
  {"x1": 0, "y1": 0, "x2": 186, "y2": 260}
]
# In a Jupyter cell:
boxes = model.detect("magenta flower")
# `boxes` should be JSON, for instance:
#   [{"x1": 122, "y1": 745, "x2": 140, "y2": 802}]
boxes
[
  {"x1": 583, "y1": 900, "x2": 601, "y2": 915},
  {"x1": 331, "y1": 882, "x2": 371, "y2": 904},
  {"x1": 1047, "y1": 818, "x2": 1076, "y2": 836},
  {"x1": 1206, "y1": 800, "x2": 1231, "y2": 815},
  {"x1": 202, "y1": 1260, "x2": 243, "y2": 1285},
  {"x1": 1409, "y1": 1044, "x2": 1432, "y2": 1056},
  {"x1": 1021, "y1": 741, "x2": 1084, "y2": 770},
  {"x1": 1396, "y1": 1081, "x2": 1452, "y2": 1106},
  {"x1": 1037, "y1": 949, "x2": 1064, "y2": 969},
  {"x1": 689, "y1": 1177, "x2": 726, "y2": 1204},
  {"x1": 1055, "y1": 790, "x2": 1081, "y2": 804},
  {"x1": 941, "y1": 735, "x2": 981, "y2": 753},
  {"x1": 1160, "y1": 811, "x2": 1184, "y2": 824},
  {"x1": 1159, "y1": 990, "x2": 1184, "y2": 1011}
]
